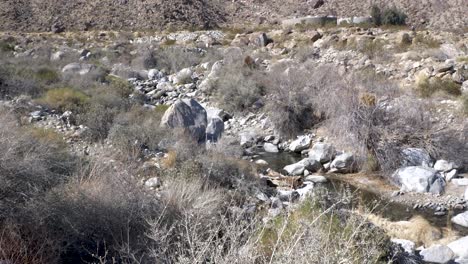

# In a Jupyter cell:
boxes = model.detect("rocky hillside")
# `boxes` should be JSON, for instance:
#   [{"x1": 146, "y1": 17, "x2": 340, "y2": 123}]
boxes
[{"x1": 0, "y1": 0, "x2": 466, "y2": 32}]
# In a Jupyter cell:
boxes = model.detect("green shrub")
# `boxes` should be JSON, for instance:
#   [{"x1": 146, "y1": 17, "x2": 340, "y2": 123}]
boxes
[
  {"x1": 416, "y1": 76, "x2": 461, "y2": 97},
  {"x1": 371, "y1": 5, "x2": 382, "y2": 26},
  {"x1": 38, "y1": 87, "x2": 89, "y2": 112},
  {"x1": 35, "y1": 67, "x2": 60, "y2": 84},
  {"x1": 382, "y1": 7, "x2": 407, "y2": 26}
]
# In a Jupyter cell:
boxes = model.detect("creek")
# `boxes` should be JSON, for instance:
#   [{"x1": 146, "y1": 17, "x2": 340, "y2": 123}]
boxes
[{"x1": 258, "y1": 151, "x2": 468, "y2": 237}]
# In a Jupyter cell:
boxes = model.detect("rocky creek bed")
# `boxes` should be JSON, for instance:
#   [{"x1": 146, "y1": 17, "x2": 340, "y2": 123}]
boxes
[{"x1": 257, "y1": 151, "x2": 468, "y2": 237}]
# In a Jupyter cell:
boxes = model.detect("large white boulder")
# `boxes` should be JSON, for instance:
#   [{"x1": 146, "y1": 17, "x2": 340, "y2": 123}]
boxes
[
  {"x1": 434, "y1": 160, "x2": 457, "y2": 172},
  {"x1": 264, "y1": 143, "x2": 279, "y2": 153},
  {"x1": 284, "y1": 158, "x2": 322, "y2": 176},
  {"x1": 391, "y1": 166, "x2": 444, "y2": 194},
  {"x1": 160, "y1": 99, "x2": 207, "y2": 143},
  {"x1": 330, "y1": 153, "x2": 355, "y2": 173},
  {"x1": 448, "y1": 236, "x2": 468, "y2": 259},
  {"x1": 401, "y1": 148, "x2": 433, "y2": 167},
  {"x1": 451, "y1": 211, "x2": 468, "y2": 228},
  {"x1": 289, "y1": 135, "x2": 312, "y2": 153},
  {"x1": 309, "y1": 143, "x2": 335, "y2": 163},
  {"x1": 420, "y1": 244, "x2": 455, "y2": 264}
]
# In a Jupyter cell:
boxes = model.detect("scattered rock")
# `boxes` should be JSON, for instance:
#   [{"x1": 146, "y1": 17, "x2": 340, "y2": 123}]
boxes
[
  {"x1": 264, "y1": 142, "x2": 279, "y2": 153},
  {"x1": 312, "y1": 0, "x2": 325, "y2": 9},
  {"x1": 51, "y1": 22, "x2": 65, "y2": 33},
  {"x1": 392, "y1": 166, "x2": 444, "y2": 194},
  {"x1": 255, "y1": 159, "x2": 269, "y2": 166},
  {"x1": 434, "y1": 160, "x2": 456, "y2": 172},
  {"x1": 160, "y1": 99, "x2": 207, "y2": 143},
  {"x1": 240, "y1": 131, "x2": 258, "y2": 147},
  {"x1": 62, "y1": 63, "x2": 95, "y2": 75},
  {"x1": 308, "y1": 142, "x2": 335, "y2": 163},
  {"x1": 448, "y1": 236, "x2": 468, "y2": 259},
  {"x1": 330, "y1": 152, "x2": 355, "y2": 173},
  {"x1": 304, "y1": 175, "x2": 328, "y2": 183},
  {"x1": 445, "y1": 169, "x2": 458, "y2": 181},
  {"x1": 451, "y1": 211, "x2": 468, "y2": 228},
  {"x1": 401, "y1": 148, "x2": 433, "y2": 167},
  {"x1": 144, "y1": 177, "x2": 160, "y2": 189},
  {"x1": 284, "y1": 158, "x2": 322, "y2": 176},
  {"x1": 452, "y1": 179, "x2": 468, "y2": 186},
  {"x1": 206, "y1": 116, "x2": 224, "y2": 142},
  {"x1": 391, "y1": 239, "x2": 415, "y2": 254},
  {"x1": 420, "y1": 244, "x2": 455, "y2": 264},
  {"x1": 289, "y1": 135, "x2": 312, "y2": 152},
  {"x1": 253, "y1": 32, "x2": 273, "y2": 47}
]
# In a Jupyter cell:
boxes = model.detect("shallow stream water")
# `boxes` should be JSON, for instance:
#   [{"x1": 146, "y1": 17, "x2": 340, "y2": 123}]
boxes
[{"x1": 257, "y1": 151, "x2": 468, "y2": 236}]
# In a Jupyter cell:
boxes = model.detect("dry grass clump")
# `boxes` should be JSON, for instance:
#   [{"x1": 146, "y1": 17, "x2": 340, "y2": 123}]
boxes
[
  {"x1": 416, "y1": 75, "x2": 461, "y2": 98},
  {"x1": 37, "y1": 87, "x2": 89, "y2": 112}
]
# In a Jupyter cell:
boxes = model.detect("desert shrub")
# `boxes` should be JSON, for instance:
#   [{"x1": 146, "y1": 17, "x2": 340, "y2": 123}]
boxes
[
  {"x1": 371, "y1": 5, "x2": 382, "y2": 26},
  {"x1": 16, "y1": 157, "x2": 160, "y2": 263},
  {"x1": 258, "y1": 195, "x2": 391, "y2": 264},
  {"x1": 381, "y1": 7, "x2": 407, "y2": 26},
  {"x1": 265, "y1": 64, "x2": 327, "y2": 137},
  {"x1": 152, "y1": 46, "x2": 222, "y2": 74},
  {"x1": 212, "y1": 59, "x2": 264, "y2": 113},
  {"x1": 0, "y1": 110, "x2": 77, "y2": 219},
  {"x1": 108, "y1": 106, "x2": 169, "y2": 157},
  {"x1": 37, "y1": 87, "x2": 89, "y2": 112},
  {"x1": 78, "y1": 78, "x2": 134, "y2": 141},
  {"x1": 34, "y1": 67, "x2": 60, "y2": 84},
  {"x1": 416, "y1": 76, "x2": 461, "y2": 97},
  {"x1": 412, "y1": 34, "x2": 441, "y2": 49},
  {"x1": 0, "y1": 63, "x2": 44, "y2": 99}
]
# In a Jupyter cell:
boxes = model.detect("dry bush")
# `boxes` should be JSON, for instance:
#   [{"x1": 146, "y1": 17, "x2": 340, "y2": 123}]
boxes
[
  {"x1": 264, "y1": 63, "x2": 323, "y2": 137},
  {"x1": 0, "y1": 109, "x2": 77, "y2": 219},
  {"x1": 108, "y1": 106, "x2": 169, "y2": 157},
  {"x1": 36, "y1": 87, "x2": 89, "y2": 112},
  {"x1": 416, "y1": 75, "x2": 461, "y2": 98},
  {"x1": 152, "y1": 46, "x2": 222, "y2": 74},
  {"x1": 78, "y1": 77, "x2": 134, "y2": 141},
  {"x1": 311, "y1": 67, "x2": 434, "y2": 173},
  {"x1": 211, "y1": 57, "x2": 264, "y2": 113}
]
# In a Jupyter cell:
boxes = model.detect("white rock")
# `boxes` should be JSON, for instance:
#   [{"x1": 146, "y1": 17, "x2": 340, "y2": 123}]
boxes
[
  {"x1": 255, "y1": 159, "x2": 269, "y2": 166},
  {"x1": 264, "y1": 143, "x2": 279, "y2": 153},
  {"x1": 445, "y1": 169, "x2": 458, "y2": 181},
  {"x1": 401, "y1": 148, "x2": 433, "y2": 167},
  {"x1": 391, "y1": 239, "x2": 415, "y2": 254},
  {"x1": 453, "y1": 179, "x2": 468, "y2": 186},
  {"x1": 465, "y1": 187, "x2": 468, "y2": 201},
  {"x1": 434, "y1": 160, "x2": 456, "y2": 172},
  {"x1": 308, "y1": 142, "x2": 335, "y2": 163},
  {"x1": 330, "y1": 153, "x2": 355, "y2": 173},
  {"x1": 392, "y1": 166, "x2": 441, "y2": 193},
  {"x1": 448, "y1": 236, "x2": 468, "y2": 259},
  {"x1": 284, "y1": 158, "x2": 322, "y2": 176},
  {"x1": 296, "y1": 182, "x2": 314, "y2": 198},
  {"x1": 420, "y1": 244, "x2": 455, "y2": 264},
  {"x1": 452, "y1": 211, "x2": 468, "y2": 228},
  {"x1": 304, "y1": 175, "x2": 328, "y2": 183},
  {"x1": 144, "y1": 177, "x2": 160, "y2": 188},
  {"x1": 289, "y1": 135, "x2": 312, "y2": 152}
]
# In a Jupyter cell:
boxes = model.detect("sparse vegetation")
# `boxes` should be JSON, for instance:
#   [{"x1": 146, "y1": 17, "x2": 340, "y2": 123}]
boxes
[
  {"x1": 416, "y1": 75, "x2": 462, "y2": 97},
  {"x1": 37, "y1": 87, "x2": 89, "y2": 112},
  {"x1": 371, "y1": 6, "x2": 407, "y2": 26}
]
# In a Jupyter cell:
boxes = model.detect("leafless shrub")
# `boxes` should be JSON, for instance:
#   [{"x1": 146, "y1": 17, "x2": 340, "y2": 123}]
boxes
[
  {"x1": 0, "y1": 109, "x2": 77, "y2": 219},
  {"x1": 264, "y1": 63, "x2": 324, "y2": 137},
  {"x1": 211, "y1": 57, "x2": 264, "y2": 113},
  {"x1": 108, "y1": 106, "x2": 169, "y2": 157},
  {"x1": 314, "y1": 67, "x2": 433, "y2": 173}
]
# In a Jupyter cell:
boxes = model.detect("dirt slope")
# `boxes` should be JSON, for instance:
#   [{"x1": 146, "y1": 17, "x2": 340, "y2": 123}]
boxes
[{"x1": 0, "y1": 0, "x2": 466, "y2": 32}]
